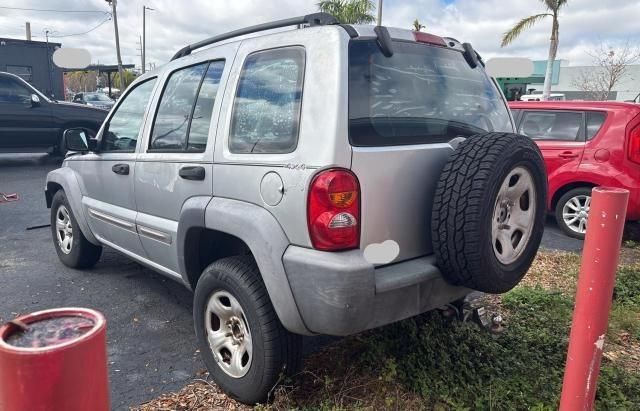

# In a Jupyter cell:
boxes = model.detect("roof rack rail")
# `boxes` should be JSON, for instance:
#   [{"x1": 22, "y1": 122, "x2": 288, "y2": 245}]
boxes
[{"x1": 170, "y1": 12, "x2": 338, "y2": 61}]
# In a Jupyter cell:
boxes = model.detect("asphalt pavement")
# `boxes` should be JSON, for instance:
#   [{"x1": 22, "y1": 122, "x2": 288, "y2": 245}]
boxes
[{"x1": 0, "y1": 153, "x2": 583, "y2": 409}]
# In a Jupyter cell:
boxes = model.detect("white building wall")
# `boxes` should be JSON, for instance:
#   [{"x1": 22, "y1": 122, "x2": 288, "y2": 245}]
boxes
[{"x1": 529, "y1": 64, "x2": 640, "y2": 101}]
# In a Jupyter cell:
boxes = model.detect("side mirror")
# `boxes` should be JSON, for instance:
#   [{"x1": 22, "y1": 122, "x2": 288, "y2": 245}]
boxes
[
  {"x1": 64, "y1": 127, "x2": 97, "y2": 152},
  {"x1": 31, "y1": 94, "x2": 40, "y2": 107}
]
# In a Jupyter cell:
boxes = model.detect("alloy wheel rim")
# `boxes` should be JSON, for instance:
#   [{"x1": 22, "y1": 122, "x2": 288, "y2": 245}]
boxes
[
  {"x1": 55, "y1": 205, "x2": 73, "y2": 255},
  {"x1": 205, "y1": 290, "x2": 253, "y2": 378},
  {"x1": 491, "y1": 166, "x2": 536, "y2": 265},
  {"x1": 562, "y1": 194, "x2": 590, "y2": 234}
]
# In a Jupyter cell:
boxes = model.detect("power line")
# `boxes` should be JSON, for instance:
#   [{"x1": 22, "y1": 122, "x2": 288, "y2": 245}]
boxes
[
  {"x1": 0, "y1": 5, "x2": 110, "y2": 14},
  {"x1": 47, "y1": 17, "x2": 112, "y2": 38}
]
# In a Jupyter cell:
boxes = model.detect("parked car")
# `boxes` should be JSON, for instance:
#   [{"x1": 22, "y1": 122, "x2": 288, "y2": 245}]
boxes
[
  {"x1": 45, "y1": 13, "x2": 547, "y2": 404},
  {"x1": 519, "y1": 92, "x2": 566, "y2": 101},
  {"x1": 0, "y1": 72, "x2": 107, "y2": 154},
  {"x1": 71, "y1": 92, "x2": 115, "y2": 111},
  {"x1": 509, "y1": 100, "x2": 640, "y2": 239}
]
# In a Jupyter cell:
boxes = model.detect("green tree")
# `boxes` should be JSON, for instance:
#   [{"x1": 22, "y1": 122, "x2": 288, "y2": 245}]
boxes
[
  {"x1": 501, "y1": 0, "x2": 569, "y2": 101},
  {"x1": 112, "y1": 70, "x2": 137, "y2": 90},
  {"x1": 412, "y1": 19, "x2": 425, "y2": 32},
  {"x1": 318, "y1": 0, "x2": 375, "y2": 24}
]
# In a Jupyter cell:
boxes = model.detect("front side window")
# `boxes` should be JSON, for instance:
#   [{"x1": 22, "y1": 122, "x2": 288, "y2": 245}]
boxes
[
  {"x1": 519, "y1": 111, "x2": 583, "y2": 141},
  {"x1": 229, "y1": 47, "x2": 305, "y2": 154},
  {"x1": 0, "y1": 77, "x2": 31, "y2": 104},
  {"x1": 348, "y1": 40, "x2": 512, "y2": 147},
  {"x1": 102, "y1": 78, "x2": 157, "y2": 152}
]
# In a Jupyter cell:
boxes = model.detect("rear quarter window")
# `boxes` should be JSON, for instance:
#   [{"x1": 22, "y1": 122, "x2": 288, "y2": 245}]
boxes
[
  {"x1": 586, "y1": 111, "x2": 606, "y2": 140},
  {"x1": 229, "y1": 47, "x2": 305, "y2": 154}
]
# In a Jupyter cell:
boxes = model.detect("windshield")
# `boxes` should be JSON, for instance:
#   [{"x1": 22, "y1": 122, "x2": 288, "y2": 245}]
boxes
[
  {"x1": 348, "y1": 40, "x2": 512, "y2": 146},
  {"x1": 85, "y1": 93, "x2": 112, "y2": 102}
]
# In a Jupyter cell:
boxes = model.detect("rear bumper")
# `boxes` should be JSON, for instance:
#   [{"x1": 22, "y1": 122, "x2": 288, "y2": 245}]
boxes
[{"x1": 282, "y1": 246, "x2": 469, "y2": 336}]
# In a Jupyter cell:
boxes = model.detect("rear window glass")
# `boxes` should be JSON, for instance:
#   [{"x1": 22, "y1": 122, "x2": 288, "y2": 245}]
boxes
[
  {"x1": 586, "y1": 111, "x2": 606, "y2": 140},
  {"x1": 348, "y1": 40, "x2": 512, "y2": 147},
  {"x1": 519, "y1": 111, "x2": 582, "y2": 141}
]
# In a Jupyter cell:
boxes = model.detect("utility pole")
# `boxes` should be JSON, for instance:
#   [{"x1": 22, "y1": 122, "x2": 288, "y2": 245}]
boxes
[
  {"x1": 377, "y1": 0, "x2": 383, "y2": 26},
  {"x1": 106, "y1": 0, "x2": 125, "y2": 92},
  {"x1": 25, "y1": 22, "x2": 31, "y2": 41},
  {"x1": 138, "y1": 35, "x2": 143, "y2": 73},
  {"x1": 142, "y1": 6, "x2": 154, "y2": 73},
  {"x1": 44, "y1": 29, "x2": 53, "y2": 98}
]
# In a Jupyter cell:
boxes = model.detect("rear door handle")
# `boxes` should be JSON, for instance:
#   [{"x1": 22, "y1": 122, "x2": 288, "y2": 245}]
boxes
[
  {"x1": 559, "y1": 152, "x2": 579, "y2": 159},
  {"x1": 112, "y1": 164, "x2": 129, "y2": 175},
  {"x1": 179, "y1": 166, "x2": 205, "y2": 181}
]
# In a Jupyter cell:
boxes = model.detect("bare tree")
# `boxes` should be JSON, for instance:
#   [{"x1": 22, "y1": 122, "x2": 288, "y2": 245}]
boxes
[{"x1": 572, "y1": 41, "x2": 640, "y2": 100}]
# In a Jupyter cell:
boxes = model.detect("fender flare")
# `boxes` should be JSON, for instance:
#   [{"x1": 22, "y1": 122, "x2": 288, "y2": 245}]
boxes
[
  {"x1": 177, "y1": 197, "x2": 311, "y2": 335},
  {"x1": 45, "y1": 168, "x2": 99, "y2": 245}
]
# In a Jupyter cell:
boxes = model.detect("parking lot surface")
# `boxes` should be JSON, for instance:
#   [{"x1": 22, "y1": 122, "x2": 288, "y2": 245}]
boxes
[{"x1": 0, "y1": 153, "x2": 583, "y2": 408}]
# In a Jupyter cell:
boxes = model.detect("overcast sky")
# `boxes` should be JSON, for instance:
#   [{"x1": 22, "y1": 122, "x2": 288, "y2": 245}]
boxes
[{"x1": 1, "y1": 0, "x2": 638, "y2": 70}]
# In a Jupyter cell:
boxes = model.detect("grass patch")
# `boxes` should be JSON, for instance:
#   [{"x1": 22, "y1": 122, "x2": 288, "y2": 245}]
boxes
[{"x1": 136, "y1": 250, "x2": 640, "y2": 410}]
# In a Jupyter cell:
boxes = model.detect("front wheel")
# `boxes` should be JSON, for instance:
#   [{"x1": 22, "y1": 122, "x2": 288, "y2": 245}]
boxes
[
  {"x1": 555, "y1": 187, "x2": 592, "y2": 240},
  {"x1": 50, "y1": 190, "x2": 102, "y2": 268},
  {"x1": 193, "y1": 256, "x2": 302, "y2": 404}
]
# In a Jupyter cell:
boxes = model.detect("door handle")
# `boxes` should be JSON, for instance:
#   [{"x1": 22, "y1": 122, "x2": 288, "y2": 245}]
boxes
[
  {"x1": 179, "y1": 166, "x2": 205, "y2": 181},
  {"x1": 559, "y1": 152, "x2": 579, "y2": 159},
  {"x1": 111, "y1": 164, "x2": 129, "y2": 175}
]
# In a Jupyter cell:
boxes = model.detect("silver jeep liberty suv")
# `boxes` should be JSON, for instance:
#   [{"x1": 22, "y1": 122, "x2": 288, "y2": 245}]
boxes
[{"x1": 45, "y1": 13, "x2": 546, "y2": 404}]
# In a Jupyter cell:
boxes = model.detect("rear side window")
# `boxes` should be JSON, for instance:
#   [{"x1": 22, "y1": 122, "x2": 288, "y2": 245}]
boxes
[
  {"x1": 229, "y1": 47, "x2": 305, "y2": 154},
  {"x1": 586, "y1": 111, "x2": 606, "y2": 140},
  {"x1": 519, "y1": 111, "x2": 583, "y2": 141},
  {"x1": 348, "y1": 40, "x2": 512, "y2": 147}
]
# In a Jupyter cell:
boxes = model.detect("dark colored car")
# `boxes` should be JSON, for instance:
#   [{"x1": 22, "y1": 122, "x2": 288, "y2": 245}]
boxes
[
  {"x1": 0, "y1": 72, "x2": 107, "y2": 154},
  {"x1": 72, "y1": 92, "x2": 115, "y2": 111},
  {"x1": 509, "y1": 101, "x2": 640, "y2": 239}
]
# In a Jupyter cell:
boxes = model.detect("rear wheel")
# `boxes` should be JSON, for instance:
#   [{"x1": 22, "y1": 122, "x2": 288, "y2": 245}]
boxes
[
  {"x1": 432, "y1": 132, "x2": 547, "y2": 293},
  {"x1": 555, "y1": 187, "x2": 592, "y2": 240},
  {"x1": 193, "y1": 256, "x2": 302, "y2": 404},
  {"x1": 50, "y1": 190, "x2": 102, "y2": 268}
]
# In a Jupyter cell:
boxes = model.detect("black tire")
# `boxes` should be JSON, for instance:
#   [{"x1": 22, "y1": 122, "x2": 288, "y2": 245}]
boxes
[
  {"x1": 431, "y1": 132, "x2": 547, "y2": 293},
  {"x1": 555, "y1": 187, "x2": 592, "y2": 240},
  {"x1": 193, "y1": 256, "x2": 302, "y2": 404},
  {"x1": 50, "y1": 190, "x2": 102, "y2": 268}
]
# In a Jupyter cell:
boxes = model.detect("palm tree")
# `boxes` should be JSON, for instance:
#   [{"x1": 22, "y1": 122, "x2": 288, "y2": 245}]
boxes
[
  {"x1": 318, "y1": 0, "x2": 375, "y2": 24},
  {"x1": 412, "y1": 19, "x2": 425, "y2": 32},
  {"x1": 501, "y1": 0, "x2": 569, "y2": 101}
]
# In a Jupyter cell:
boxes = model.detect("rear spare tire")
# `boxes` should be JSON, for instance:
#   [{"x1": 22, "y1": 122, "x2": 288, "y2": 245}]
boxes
[{"x1": 431, "y1": 132, "x2": 547, "y2": 293}]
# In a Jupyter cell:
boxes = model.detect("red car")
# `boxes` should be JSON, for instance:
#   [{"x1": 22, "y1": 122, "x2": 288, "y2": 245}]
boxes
[{"x1": 509, "y1": 101, "x2": 640, "y2": 239}]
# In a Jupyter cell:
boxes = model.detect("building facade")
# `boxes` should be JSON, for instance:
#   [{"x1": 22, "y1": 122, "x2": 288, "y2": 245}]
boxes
[
  {"x1": 0, "y1": 37, "x2": 64, "y2": 99},
  {"x1": 496, "y1": 60, "x2": 640, "y2": 102}
]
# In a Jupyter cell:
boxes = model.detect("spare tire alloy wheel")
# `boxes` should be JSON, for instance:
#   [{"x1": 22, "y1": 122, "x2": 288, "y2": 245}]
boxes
[
  {"x1": 432, "y1": 132, "x2": 547, "y2": 294},
  {"x1": 492, "y1": 167, "x2": 536, "y2": 265},
  {"x1": 205, "y1": 290, "x2": 252, "y2": 378}
]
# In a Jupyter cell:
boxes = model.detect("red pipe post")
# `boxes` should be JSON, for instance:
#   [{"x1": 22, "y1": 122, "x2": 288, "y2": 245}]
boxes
[
  {"x1": 559, "y1": 187, "x2": 629, "y2": 411},
  {"x1": 0, "y1": 307, "x2": 110, "y2": 411}
]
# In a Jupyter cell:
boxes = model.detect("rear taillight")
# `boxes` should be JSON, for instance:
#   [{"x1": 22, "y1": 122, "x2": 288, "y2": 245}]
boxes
[
  {"x1": 629, "y1": 124, "x2": 640, "y2": 165},
  {"x1": 307, "y1": 169, "x2": 360, "y2": 251}
]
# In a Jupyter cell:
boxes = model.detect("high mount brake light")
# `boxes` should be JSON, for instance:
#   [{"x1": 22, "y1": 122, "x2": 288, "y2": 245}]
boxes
[
  {"x1": 307, "y1": 169, "x2": 360, "y2": 251},
  {"x1": 413, "y1": 31, "x2": 446, "y2": 47}
]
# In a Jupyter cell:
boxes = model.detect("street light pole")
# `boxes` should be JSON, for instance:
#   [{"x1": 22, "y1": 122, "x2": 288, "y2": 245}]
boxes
[
  {"x1": 377, "y1": 0, "x2": 383, "y2": 26},
  {"x1": 142, "y1": 6, "x2": 154, "y2": 74},
  {"x1": 106, "y1": 0, "x2": 125, "y2": 92}
]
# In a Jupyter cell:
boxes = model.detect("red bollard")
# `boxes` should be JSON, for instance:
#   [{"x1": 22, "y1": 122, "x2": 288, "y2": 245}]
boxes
[
  {"x1": 559, "y1": 187, "x2": 629, "y2": 411},
  {"x1": 0, "y1": 307, "x2": 110, "y2": 411}
]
